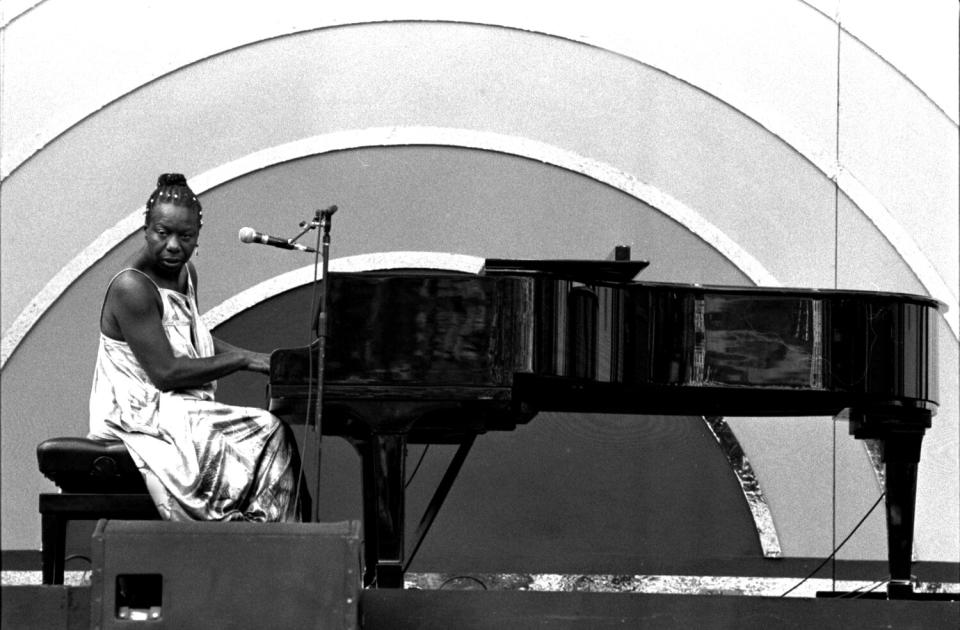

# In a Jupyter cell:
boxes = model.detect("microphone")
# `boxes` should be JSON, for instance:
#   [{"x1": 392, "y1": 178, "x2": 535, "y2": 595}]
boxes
[{"x1": 238, "y1": 227, "x2": 316, "y2": 253}]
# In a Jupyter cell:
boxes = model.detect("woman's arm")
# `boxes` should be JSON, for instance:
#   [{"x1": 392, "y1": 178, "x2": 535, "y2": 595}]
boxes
[
  {"x1": 189, "y1": 264, "x2": 270, "y2": 374},
  {"x1": 213, "y1": 336, "x2": 271, "y2": 374},
  {"x1": 106, "y1": 271, "x2": 257, "y2": 390}
]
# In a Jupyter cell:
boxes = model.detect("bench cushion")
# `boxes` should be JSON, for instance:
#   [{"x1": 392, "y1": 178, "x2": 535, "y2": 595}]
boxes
[{"x1": 37, "y1": 437, "x2": 147, "y2": 493}]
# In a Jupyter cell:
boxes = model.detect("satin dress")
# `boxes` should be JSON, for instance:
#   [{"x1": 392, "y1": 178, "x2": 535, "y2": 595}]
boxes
[{"x1": 88, "y1": 269, "x2": 300, "y2": 522}]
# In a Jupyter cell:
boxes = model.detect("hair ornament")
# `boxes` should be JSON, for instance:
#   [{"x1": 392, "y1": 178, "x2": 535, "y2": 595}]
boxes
[{"x1": 144, "y1": 172, "x2": 204, "y2": 227}]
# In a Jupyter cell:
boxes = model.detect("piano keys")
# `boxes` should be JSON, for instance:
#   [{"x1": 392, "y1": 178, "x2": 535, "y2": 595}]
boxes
[{"x1": 268, "y1": 260, "x2": 942, "y2": 594}]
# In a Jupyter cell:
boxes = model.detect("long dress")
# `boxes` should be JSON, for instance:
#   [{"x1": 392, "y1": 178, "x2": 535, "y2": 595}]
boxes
[{"x1": 88, "y1": 268, "x2": 300, "y2": 522}]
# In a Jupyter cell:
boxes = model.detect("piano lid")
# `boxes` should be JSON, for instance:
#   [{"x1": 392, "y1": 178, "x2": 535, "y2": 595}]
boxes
[{"x1": 482, "y1": 258, "x2": 649, "y2": 283}]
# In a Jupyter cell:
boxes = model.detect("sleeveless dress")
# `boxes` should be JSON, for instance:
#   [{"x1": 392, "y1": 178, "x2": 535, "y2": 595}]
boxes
[{"x1": 88, "y1": 268, "x2": 300, "y2": 522}]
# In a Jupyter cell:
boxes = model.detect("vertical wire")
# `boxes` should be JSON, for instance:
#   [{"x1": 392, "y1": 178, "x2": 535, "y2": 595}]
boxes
[{"x1": 831, "y1": 2, "x2": 843, "y2": 592}]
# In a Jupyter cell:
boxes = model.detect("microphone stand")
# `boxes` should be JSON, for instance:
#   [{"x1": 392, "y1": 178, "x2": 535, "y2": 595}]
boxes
[
  {"x1": 290, "y1": 206, "x2": 337, "y2": 523},
  {"x1": 307, "y1": 206, "x2": 335, "y2": 523}
]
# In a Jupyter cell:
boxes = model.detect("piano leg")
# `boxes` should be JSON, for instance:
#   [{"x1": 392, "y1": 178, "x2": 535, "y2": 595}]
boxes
[
  {"x1": 881, "y1": 432, "x2": 924, "y2": 599},
  {"x1": 850, "y1": 408, "x2": 930, "y2": 599},
  {"x1": 358, "y1": 433, "x2": 406, "y2": 588}
]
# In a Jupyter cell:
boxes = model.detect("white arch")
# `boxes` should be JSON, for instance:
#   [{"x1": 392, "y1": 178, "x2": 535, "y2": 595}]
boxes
[
  {"x1": 5, "y1": 127, "x2": 957, "y2": 368},
  {"x1": 3, "y1": 5, "x2": 955, "y2": 177},
  {"x1": 3, "y1": 19, "x2": 954, "y2": 340},
  {"x1": 0, "y1": 127, "x2": 781, "y2": 368}
]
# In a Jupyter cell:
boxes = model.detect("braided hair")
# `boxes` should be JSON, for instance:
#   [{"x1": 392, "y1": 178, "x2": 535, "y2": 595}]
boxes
[{"x1": 144, "y1": 173, "x2": 203, "y2": 227}]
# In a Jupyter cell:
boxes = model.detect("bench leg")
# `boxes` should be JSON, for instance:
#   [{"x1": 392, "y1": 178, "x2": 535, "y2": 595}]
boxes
[{"x1": 41, "y1": 512, "x2": 67, "y2": 585}]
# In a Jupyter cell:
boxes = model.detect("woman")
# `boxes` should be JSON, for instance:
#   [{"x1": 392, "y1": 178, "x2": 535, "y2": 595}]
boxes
[{"x1": 89, "y1": 173, "x2": 302, "y2": 522}]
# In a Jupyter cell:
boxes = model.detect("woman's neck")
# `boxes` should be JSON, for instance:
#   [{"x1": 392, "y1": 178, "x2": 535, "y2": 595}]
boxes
[{"x1": 129, "y1": 249, "x2": 186, "y2": 292}]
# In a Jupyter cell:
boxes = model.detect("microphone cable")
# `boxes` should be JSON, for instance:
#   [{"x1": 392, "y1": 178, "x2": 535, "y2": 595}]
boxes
[
  {"x1": 779, "y1": 491, "x2": 886, "y2": 597},
  {"x1": 405, "y1": 445, "x2": 431, "y2": 489},
  {"x1": 292, "y1": 228, "x2": 325, "y2": 520},
  {"x1": 839, "y1": 575, "x2": 889, "y2": 599}
]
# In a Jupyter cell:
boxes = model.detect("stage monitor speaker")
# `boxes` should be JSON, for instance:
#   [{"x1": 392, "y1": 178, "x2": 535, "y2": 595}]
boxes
[{"x1": 90, "y1": 519, "x2": 361, "y2": 630}]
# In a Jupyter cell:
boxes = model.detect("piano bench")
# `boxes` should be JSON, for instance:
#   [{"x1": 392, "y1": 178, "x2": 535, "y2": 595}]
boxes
[{"x1": 36, "y1": 437, "x2": 159, "y2": 585}]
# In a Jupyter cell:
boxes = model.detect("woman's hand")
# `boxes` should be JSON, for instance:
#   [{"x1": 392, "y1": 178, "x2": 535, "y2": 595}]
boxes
[
  {"x1": 213, "y1": 337, "x2": 271, "y2": 374},
  {"x1": 245, "y1": 351, "x2": 272, "y2": 374}
]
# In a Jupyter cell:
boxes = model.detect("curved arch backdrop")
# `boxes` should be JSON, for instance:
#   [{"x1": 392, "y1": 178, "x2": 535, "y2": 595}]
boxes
[{"x1": 2, "y1": 5, "x2": 956, "y2": 567}]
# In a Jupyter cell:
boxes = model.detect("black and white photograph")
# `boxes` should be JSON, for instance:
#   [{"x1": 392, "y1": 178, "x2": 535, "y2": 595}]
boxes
[{"x1": 1, "y1": 1, "x2": 957, "y2": 628}]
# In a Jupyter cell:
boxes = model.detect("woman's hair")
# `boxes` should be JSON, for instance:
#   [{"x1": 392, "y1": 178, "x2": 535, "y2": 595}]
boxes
[{"x1": 144, "y1": 173, "x2": 203, "y2": 227}]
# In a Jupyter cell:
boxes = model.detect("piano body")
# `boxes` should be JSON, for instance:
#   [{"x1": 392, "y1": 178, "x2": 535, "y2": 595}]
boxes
[{"x1": 268, "y1": 260, "x2": 942, "y2": 595}]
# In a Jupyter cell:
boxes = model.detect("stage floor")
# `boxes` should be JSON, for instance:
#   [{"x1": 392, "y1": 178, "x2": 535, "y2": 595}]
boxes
[
  {"x1": 5, "y1": 568, "x2": 960, "y2": 595},
  {"x1": 4, "y1": 569, "x2": 959, "y2": 629}
]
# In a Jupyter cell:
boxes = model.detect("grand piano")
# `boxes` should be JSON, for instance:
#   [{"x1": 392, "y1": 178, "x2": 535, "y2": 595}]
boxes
[{"x1": 267, "y1": 257, "x2": 942, "y2": 596}]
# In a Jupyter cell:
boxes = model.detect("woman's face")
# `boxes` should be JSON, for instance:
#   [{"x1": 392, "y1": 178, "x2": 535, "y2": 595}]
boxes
[{"x1": 144, "y1": 202, "x2": 201, "y2": 274}]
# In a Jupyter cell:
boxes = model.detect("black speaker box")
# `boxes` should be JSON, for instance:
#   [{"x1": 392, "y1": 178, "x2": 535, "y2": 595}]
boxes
[{"x1": 90, "y1": 519, "x2": 361, "y2": 629}]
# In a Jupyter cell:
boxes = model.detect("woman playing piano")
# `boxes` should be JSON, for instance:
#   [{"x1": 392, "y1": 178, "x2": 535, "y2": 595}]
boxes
[{"x1": 87, "y1": 173, "x2": 303, "y2": 522}]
